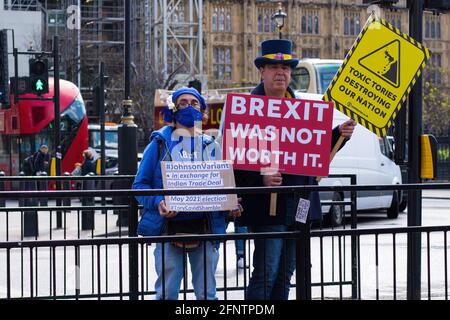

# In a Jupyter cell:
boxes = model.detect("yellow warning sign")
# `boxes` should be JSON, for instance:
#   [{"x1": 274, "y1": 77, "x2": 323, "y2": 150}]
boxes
[{"x1": 324, "y1": 14, "x2": 430, "y2": 136}]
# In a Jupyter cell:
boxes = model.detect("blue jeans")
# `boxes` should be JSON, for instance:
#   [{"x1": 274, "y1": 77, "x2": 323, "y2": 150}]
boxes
[
  {"x1": 235, "y1": 225, "x2": 248, "y2": 257},
  {"x1": 246, "y1": 225, "x2": 296, "y2": 300},
  {"x1": 154, "y1": 241, "x2": 219, "y2": 300}
]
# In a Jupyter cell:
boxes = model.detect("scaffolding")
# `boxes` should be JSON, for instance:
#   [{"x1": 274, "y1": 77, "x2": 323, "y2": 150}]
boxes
[
  {"x1": 2, "y1": 0, "x2": 40, "y2": 11},
  {"x1": 40, "y1": 0, "x2": 125, "y2": 92},
  {"x1": 152, "y1": 0, "x2": 205, "y2": 85}
]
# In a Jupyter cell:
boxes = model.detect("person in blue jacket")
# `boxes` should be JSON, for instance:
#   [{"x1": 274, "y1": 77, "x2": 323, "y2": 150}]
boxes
[{"x1": 133, "y1": 87, "x2": 240, "y2": 300}]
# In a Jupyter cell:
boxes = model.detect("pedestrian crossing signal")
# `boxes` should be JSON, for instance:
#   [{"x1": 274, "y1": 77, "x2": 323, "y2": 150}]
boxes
[{"x1": 29, "y1": 58, "x2": 49, "y2": 95}]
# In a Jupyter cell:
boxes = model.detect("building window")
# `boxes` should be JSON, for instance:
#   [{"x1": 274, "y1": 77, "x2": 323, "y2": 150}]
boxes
[
  {"x1": 425, "y1": 15, "x2": 441, "y2": 39},
  {"x1": 314, "y1": 16, "x2": 319, "y2": 34},
  {"x1": 213, "y1": 7, "x2": 231, "y2": 33},
  {"x1": 344, "y1": 12, "x2": 360, "y2": 36},
  {"x1": 213, "y1": 47, "x2": 232, "y2": 80},
  {"x1": 264, "y1": 14, "x2": 270, "y2": 33},
  {"x1": 301, "y1": 11, "x2": 319, "y2": 34},
  {"x1": 169, "y1": 2, "x2": 184, "y2": 23},
  {"x1": 301, "y1": 16, "x2": 306, "y2": 33},
  {"x1": 386, "y1": 13, "x2": 401, "y2": 30},
  {"x1": 257, "y1": 7, "x2": 276, "y2": 34},
  {"x1": 430, "y1": 53, "x2": 442, "y2": 85},
  {"x1": 226, "y1": 13, "x2": 231, "y2": 32},
  {"x1": 344, "y1": 17, "x2": 349, "y2": 35},
  {"x1": 303, "y1": 48, "x2": 320, "y2": 58},
  {"x1": 212, "y1": 10, "x2": 218, "y2": 32},
  {"x1": 219, "y1": 11, "x2": 224, "y2": 31}
]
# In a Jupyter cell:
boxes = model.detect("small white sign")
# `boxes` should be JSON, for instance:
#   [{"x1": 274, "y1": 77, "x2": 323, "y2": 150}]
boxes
[
  {"x1": 295, "y1": 198, "x2": 310, "y2": 224},
  {"x1": 161, "y1": 160, "x2": 238, "y2": 212}
]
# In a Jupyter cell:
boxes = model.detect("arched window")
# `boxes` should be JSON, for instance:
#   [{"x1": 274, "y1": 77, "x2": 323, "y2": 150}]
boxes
[
  {"x1": 179, "y1": 11, "x2": 184, "y2": 22},
  {"x1": 437, "y1": 21, "x2": 441, "y2": 38},
  {"x1": 213, "y1": 47, "x2": 218, "y2": 63},
  {"x1": 431, "y1": 21, "x2": 435, "y2": 38},
  {"x1": 301, "y1": 16, "x2": 306, "y2": 33},
  {"x1": 397, "y1": 19, "x2": 401, "y2": 30},
  {"x1": 213, "y1": 47, "x2": 218, "y2": 79},
  {"x1": 264, "y1": 14, "x2": 270, "y2": 33},
  {"x1": 258, "y1": 14, "x2": 262, "y2": 32},
  {"x1": 226, "y1": 13, "x2": 231, "y2": 32},
  {"x1": 344, "y1": 17, "x2": 349, "y2": 35},
  {"x1": 219, "y1": 13, "x2": 224, "y2": 31},
  {"x1": 350, "y1": 17, "x2": 355, "y2": 35},
  {"x1": 307, "y1": 14, "x2": 312, "y2": 33},
  {"x1": 314, "y1": 16, "x2": 319, "y2": 34},
  {"x1": 425, "y1": 20, "x2": 430, "y2": 38},
  {"x1": 212, "y1": 13, "x2": 217, "y2": 32},
  {"x1": 355, "y1": 18, "x2": 360, "y2": 34}
]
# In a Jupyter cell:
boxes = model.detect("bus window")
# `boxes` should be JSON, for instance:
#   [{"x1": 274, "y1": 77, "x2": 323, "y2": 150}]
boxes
[
  {"x1": 88, "y1": 124, "x2": 118, "y2": 151},
  {"x1": 315, "y1": 64, "x2": 341, "y2": 94},
  {"x1": 290, "y1": 67, "x2": 310, "y2": 92}
]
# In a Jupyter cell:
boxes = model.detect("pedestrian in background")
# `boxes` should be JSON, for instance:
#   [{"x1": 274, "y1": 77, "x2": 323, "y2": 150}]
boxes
[
  {"x1": 81, "y1": 149, "x2": 96, "y2": 176},
  {"x1": 33, "y1": 144, "x2": 50, "y2": 175}
]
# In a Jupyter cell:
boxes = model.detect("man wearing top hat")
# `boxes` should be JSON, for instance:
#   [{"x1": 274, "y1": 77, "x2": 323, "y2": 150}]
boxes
[{"x1": 235, "y1": 39, "x2": 357, "y2": 300}]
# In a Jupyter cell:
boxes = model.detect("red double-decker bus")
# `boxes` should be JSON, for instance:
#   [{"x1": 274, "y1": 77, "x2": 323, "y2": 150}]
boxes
[{"x1": 0, "y1": 78, "x2": 88, "y2": 175}]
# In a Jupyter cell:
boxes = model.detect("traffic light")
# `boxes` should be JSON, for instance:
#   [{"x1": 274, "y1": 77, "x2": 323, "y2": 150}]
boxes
[
  {"x1": 0, "y1": 29, "x2": 9, "y2": 105},
  {"x1": 29, "y1": 58, "x2": 49, "y2": 95}
]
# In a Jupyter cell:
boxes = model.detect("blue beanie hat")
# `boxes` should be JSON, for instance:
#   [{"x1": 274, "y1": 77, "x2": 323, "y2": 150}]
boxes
[{"x1": 171, "y1": 87, "x2": 207, "y2": 111}]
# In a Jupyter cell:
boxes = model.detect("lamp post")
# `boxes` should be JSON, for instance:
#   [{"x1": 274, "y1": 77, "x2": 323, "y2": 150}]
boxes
[{"x1": 272, "y1": 2, "x2": 287, "y2": 39}]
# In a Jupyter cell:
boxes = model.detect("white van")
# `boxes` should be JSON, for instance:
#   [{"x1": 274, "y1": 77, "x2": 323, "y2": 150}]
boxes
[{"x1": 295, "y1": 90, "x2": 402, "y2": 227}]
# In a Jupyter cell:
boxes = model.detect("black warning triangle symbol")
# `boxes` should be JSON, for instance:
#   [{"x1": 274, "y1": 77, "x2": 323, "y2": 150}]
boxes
[{"x1": 358, "y1": 40, "x2": 400, "y2": 88}]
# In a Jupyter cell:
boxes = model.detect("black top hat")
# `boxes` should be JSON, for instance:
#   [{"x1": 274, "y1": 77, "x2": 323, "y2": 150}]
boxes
[{"x1": 254, "y1": 39, "x2": 299, "y2": 69}]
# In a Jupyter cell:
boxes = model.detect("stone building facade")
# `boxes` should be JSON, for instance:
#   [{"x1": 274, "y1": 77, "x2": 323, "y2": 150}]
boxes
[{"x1": 200, "y1": 0, "x2": 449, "y2": 89}]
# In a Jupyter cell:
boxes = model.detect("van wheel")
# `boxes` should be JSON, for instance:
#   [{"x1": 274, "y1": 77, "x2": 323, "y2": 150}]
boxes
[
  {"x1": 399, "y1": 200, "x2": 407, "y2": 213},
  {"x1": 326, "y1": 192, "x2": 344, "y2": 227},
  {"x1": 387, "y1": 191, "x2": 399, "y2": 219}
]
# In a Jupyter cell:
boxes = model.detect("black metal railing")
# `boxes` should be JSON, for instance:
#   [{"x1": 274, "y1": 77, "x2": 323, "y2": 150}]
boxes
[{"x1": 0, "y1": 181, "x2": 449, "y2": 300}]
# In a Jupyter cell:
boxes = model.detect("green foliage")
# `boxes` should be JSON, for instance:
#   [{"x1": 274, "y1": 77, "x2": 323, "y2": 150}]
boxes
[{"x1": 422, "y1": 65, "x2": 450, "y2": 135}]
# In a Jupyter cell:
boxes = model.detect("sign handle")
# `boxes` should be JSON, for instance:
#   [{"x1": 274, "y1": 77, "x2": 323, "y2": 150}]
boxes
[
  {"x1": 317, "y1": 135, "x2": 346, "y2": 183},
  {"x1": 269, "y1": 193, "x2": 277, "y2": 216}
]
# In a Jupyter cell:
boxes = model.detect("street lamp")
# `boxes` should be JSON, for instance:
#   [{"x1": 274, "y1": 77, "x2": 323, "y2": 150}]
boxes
[{"x1": 272, "y1": 2, "x2": 287, "y2": 39}]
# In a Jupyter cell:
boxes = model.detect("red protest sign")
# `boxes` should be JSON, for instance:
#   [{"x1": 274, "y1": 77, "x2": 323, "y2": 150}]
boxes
[{"x1": 221, "y1": 93, "x2": 334, "y2": 177}]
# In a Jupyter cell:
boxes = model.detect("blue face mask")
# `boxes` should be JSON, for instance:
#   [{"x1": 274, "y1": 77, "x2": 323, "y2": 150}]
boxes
[{"x1": 174, "y1": 105, "x2": 203, "y2": 128}]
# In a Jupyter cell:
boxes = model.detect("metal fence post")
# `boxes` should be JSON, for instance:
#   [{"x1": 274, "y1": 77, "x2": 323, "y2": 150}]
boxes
[
  {"x1": 37, "y1": 171, "x2": 48, "y2": 206},
  {"x1": 128, "y1": 196, "x2": 139, "y2": 300},
  {"x1": 296, "y1": 219, "x2": 312, "y2": 300},
  {"x1": 23, "y1": 175, "x2": 38, "y2": 237},
  {"x1": 81, "y1": 172, "x2": 95, "y2": 230},
  {"x1": 0, "y1": 171, "x2": 5, "y2": 207},
  {"x1": 63, "y1": 172, "x2": 71, "y2": 207},
  {"x1": 350, "y1": 174, "x2": 359, "y2": 299}
]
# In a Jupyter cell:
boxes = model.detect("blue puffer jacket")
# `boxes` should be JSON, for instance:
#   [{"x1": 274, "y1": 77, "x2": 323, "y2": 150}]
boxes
[{"x1": 133, "y1": 126, "x2": 227, "y2": 236}]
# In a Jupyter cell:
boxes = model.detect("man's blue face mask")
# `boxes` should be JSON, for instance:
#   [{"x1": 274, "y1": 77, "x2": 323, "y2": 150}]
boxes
[{"x1": 174, "y1": 105, "x2": 203, "y2": 128}]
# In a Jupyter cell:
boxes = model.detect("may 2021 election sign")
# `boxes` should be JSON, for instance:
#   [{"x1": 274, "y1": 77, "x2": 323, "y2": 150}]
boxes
[
  {"x1": 324, "y1": 13, "x2": 430, "y2": 137},
  {"x1": 221, "y1": 93, "x2": 334, "y2": 177},
  {"x1": 161, "y1": 160, "x2": 238, "y2": 212}
]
